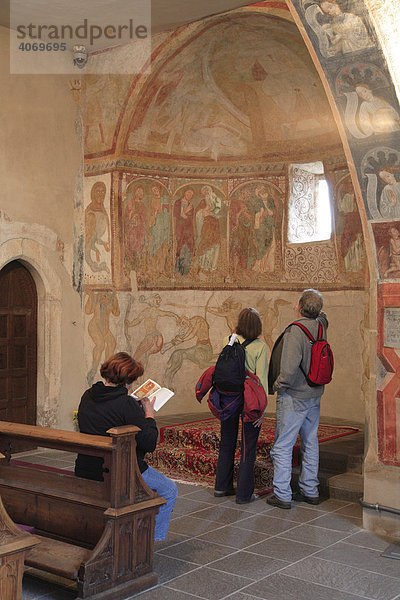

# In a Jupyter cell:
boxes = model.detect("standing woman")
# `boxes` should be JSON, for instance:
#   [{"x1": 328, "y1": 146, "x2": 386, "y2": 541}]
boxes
[
  {"x1": 75, "y1": 352, "x2": 178, "y2": 542},
  {"x1": 214, "y1": 307, "x2": 268, "y2": 503}
]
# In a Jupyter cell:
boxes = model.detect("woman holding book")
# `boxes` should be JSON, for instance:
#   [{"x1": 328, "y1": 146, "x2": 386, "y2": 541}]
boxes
[{"x1": 75, "y1": 352, "x2": 178, "y2": 542}]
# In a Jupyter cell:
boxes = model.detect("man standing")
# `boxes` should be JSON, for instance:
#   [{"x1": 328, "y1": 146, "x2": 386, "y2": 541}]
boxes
[{"x1": 267, "y1": 289, "x2": 328, "y2": 509}]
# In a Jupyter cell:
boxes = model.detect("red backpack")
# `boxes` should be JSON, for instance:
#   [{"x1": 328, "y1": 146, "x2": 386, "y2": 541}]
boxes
[{"x1": 292, "y1": 320, "x2": 334, "y2": 387}]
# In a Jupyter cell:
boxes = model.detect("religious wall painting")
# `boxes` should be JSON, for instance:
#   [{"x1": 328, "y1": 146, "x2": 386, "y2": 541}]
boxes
[
  {"x1": 84, "y1": 174, "x2": 112, "y2": 286},
  {"x1": 124, "y1": 13, "x2": 341, "y2": 162},
  {"x1": 173, "y1": 183, "x2": 227, "y2": 285},
  {"x1": 332, "y1": 171, "x2": 366, "y2": 280},
  {"x1": 84, "y1": 74, "x2": 131, "y2": 156},
  {"x1": 122, "y1": 177, "x2": 173, "y2": 287},
  {"x1": 336, "y1": 64, "x2": 400, "y2": 140},
  {"x1": 229, "y1": 181, "x2": 283, "y2": 283},
  {"x1": 303, "y1": 0, "x2": 374, "y2": 59},
  {"x1": 373, "y1": 222, "x2": 400, "y2": 280},
  {"x1": 85, "y1": 288, "x2": 120, "y2": 385},
  {"x1": 285, "y1": 243, "x2": 338, "y2": 283},
  {"x1": 361, "y1": 147, "x2": 400, "y2": 220}
]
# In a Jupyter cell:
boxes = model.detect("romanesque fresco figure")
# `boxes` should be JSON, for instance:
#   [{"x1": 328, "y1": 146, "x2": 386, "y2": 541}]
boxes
[
  {"x1": 195, "y1": 185, "x2": 223, "y2": 272},
  {"x1": 384, "y1": 227, "x2": 400, "y2": 278},
  {"x1": 174, "y1": 188, "x2": 195, "y2": 276},
  {"x1": 379, "y1": 170, "x2": 400, "y2": 219},
  {"x1": 163, "y1": 315, "x2": 214, "y2": 389},
  {"x1": 125, "y1": 294, "x2": 178, "y2": 369},
  {"x1": 85, "y1": 181, "x2": 110, "y2": 274},
  {"x1": 230, "y1": 187, "x2": 254, "y2": 278},
  {"x1": 124, "y1": 183, "x2": 148, "y2": 272},
  {"x1": 146, "y1": 183, "x2": 171, "y2": 277},
  {"x1": 355, "y1": 85, "x2": 400, "y2": 137},
  {"x1": 252, "y1": 184, "x2": 277, "y2": 273},
  {"x1": 206, "y1": 296, "x2": 243, "y2": 332},
  {"x1": 85, "y1": 290, "x2": 120, "y2": 385},
  {"x1": 337, "y1": 180, "x2": 364, "y2": 272},
  {"x1": 305, "y1": 0, "x2": 373, "y2": 58}
]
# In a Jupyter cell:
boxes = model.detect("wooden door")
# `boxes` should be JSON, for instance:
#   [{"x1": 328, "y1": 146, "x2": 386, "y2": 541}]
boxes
[{"x1": 0, "y1": 261, "x2": 37, "y2": 440}]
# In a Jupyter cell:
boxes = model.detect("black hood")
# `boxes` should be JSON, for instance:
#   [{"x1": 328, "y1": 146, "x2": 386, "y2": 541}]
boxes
[{"x1": 87, "y1": 381, "x2": 128, "y2": 403}]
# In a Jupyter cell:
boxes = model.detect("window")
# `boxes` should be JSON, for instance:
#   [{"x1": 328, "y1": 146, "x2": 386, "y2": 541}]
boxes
[{"x1": 287, "y1": 161, "x2": 332, "y2": 243}]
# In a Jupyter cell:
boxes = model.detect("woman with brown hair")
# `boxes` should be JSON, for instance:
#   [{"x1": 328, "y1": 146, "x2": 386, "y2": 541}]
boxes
[
  {"x1": 214, "y1": 308, "x2": 268, "y2": 503},
  {"x1": 75, "y1": 352, "x2": 177, "y2": 541}
]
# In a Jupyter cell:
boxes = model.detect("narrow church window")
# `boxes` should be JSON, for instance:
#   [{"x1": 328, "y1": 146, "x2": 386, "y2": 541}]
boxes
[{"x1": 287, "y1": 161, "x2": 332, "y2": 243}]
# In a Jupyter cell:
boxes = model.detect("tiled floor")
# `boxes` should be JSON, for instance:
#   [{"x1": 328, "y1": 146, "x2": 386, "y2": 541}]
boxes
[{"x1": 19, "y1": 412, "x2": 400, "y2": 600}]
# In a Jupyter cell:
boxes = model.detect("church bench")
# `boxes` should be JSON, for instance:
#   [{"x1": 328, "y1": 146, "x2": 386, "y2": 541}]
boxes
[{"x1": 0, "y1": 421, "x2": 166, "y2": 600}]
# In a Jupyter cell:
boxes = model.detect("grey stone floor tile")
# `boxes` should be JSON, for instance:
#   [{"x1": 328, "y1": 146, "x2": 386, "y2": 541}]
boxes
[
  {"x1": 246, "y1": 536, "x2": 321, "y2": 561},
  {"x1": 244, "y1": 572, "x2": 378, "y2": 600},
  {"x1": 153, "y1": 553, "x2": 199, "y2": 585},
  {"x1": 343, "y1": 530, "x2": 394, "y2": 551},
  {"x1": 154, "y1": 531, "x2": 190, "y2": 552},
  {"x1": 208, "y1": 550, "x2": 289, "y2": 581},
  {"x1": 190, "y1": 505, "x2": 259, "y2": 525},
  {"x1": 280, "y1": 556, "x2": 400, "y2": 600},
  {"x1": 278, "y1": 523, "x2": 353, "y2": 547},
  {"x1": 172, "y1": 497, "x2": 215, "y2": 517},
  {"x1": 306, "y1": 512, "x2": 362, "y2": 532},
  {"x1": 303, "y1": 498, "x2": 353, "y2": 512},
  {"x1": 22, "y1": 575, "x2": 75, "y2": 599},
  {"x1": 176, "y1": 482, "x2": 204, "y2": 496},
  {"x1": 198, "y1": 524, "x2": 271, "y2": 549},
  {"x1": 264, "y1": 504, "x2": 325, "y2": 523},
  {"x1": 134, "y1": 586, "x2": 199, "y2": 600},
  {"x1": 315, "y1": 541, "x2": 400, "y2": 579},
  {"x1": 166, "y1": 566, "x2": 253, "y2": 599},
  {"x1": 168, "y1": 515, "x2": 224, "y2": 537},
  {"x1": 335, "y1": 503, "x2": 364, "y2": 518},
  {"x1": 233, "y1": 513, "x2": 299, "y2": 535},
  {"x1": 158, "y1": 537, "x2": 237, "y2": 565},
  {"x1": 222, "y1": 593, "x2": 272, "y2": 600}
]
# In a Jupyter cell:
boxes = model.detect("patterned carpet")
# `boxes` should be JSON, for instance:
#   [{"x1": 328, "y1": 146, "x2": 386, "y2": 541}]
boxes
[{"x1": 147, "y1": 417, "x2": 359, "y2": 495}]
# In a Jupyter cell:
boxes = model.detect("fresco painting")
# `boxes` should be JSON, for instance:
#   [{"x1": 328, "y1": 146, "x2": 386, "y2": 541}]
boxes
[
  {"x1": 361, "y1": 147, "x2": 400, "y2": 220},
  {"x1": 125, "y1": 14, "x2": 340, "y2": 161},
  {"x1": 374, "y1": 223, "x2": 400, "y2": 280},
  {"x1": 84, "y1": 175, "x2": 112, "y2": 285}
]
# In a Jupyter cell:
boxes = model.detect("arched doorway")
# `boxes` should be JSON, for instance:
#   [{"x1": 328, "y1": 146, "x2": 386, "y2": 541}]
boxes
[{"x1": 0, "y1": 260, "x2": 37, "y2": 426}]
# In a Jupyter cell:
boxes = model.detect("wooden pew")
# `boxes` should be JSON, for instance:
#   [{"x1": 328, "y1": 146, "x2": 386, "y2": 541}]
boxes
[{"x1": 0, "y1": 421, "x2": 166, "y2": 600}]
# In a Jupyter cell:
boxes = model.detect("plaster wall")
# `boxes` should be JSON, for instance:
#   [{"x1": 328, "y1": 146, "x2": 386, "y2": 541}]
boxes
[{"x1": 0, "y1": 25, "x2": 85, "y2": 428}]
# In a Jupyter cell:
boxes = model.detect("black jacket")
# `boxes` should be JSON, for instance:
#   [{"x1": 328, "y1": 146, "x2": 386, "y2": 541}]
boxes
[{"x1": 74, "y1": 382, "x2": 158, "y2": 480}]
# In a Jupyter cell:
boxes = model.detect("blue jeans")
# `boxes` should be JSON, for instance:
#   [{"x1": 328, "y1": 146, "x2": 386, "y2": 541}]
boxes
[
  {"x1": 270, "y1": 392, "x2": 321, "y2": 502},
  {"x1": 141, "y1": 465, "x2": 178, "y2": 541}
]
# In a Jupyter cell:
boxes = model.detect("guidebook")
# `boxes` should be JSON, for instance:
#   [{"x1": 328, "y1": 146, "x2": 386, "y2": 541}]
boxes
[{"x1": 131, "y1": 378, "x2": 174, "y2": 412}]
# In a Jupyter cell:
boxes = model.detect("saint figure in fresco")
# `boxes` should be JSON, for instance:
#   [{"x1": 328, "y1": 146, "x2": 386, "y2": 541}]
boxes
[
  {"x1": 85, "y1": 181, "x2": 110, "y2": 274},
  {"x1": 85, "y1": 290, "x2": 120, "y2": 385},
  {"x1": 146, "y1": 183, "x2": 171, "y2": 276},
  {"x1": 126, "y1": 294, "x2": 178, "y2": 369},
  {"x1": 378, "y1": 170, "x2": 400, "y2": 219},
  {"x1": 195, "y1": 185, "x2": 223, "y2": 272},
  {"x1": 174, "y1": 188, "x2": 195, "y2": 276},
  {"x1": 355, "y1": 85, "x2": 400, "y2": 136},
  {"x1": 384, "y1": 227, "x2": 400, "y2": 278},
  {"x1": 251, "y1": 185, "x2": 276, "y2": 273},
  {"x1": 337, "y1": 184, "x2": 363, "y2": 272},
  {"x1": 306, "y1": 0, "x2": 373, "y2": 58},
  {"x1": 124, "y1": 184, "x2": 148, "y2": 272}
]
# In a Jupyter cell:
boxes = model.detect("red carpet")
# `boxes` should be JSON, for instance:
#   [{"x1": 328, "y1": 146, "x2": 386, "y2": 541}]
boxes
[{"x1": 147, "y1": 417, "x2": 359, "y2": 495}]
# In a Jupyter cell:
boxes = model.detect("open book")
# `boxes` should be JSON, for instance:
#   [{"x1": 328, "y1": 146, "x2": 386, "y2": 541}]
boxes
[{"x1": 131, "y1": 378, "x2": 174, "y2": 412}]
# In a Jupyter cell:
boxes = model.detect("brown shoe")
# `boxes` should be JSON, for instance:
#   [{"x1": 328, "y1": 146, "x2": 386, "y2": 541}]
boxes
[{"x1": 266, "y1": 493, "x2": 291, "y2": 509}]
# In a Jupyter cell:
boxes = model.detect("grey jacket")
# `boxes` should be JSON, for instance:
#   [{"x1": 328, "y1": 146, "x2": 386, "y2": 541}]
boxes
[{"x1": 272, "y1": 314, "x2": 329, "y2": 399}]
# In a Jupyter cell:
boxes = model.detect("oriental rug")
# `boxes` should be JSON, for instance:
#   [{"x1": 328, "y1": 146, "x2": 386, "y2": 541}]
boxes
[{"x1": 146, "y1": 417, "x2": 359, "y2": 495}]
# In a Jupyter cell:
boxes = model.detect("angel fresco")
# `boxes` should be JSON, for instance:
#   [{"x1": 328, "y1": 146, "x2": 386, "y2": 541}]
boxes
[
  {"x1": 304, "y1": 0, "x2": 373, "y2": 58},
  {"x1": 362, "y1": 150, "x2": 400, "y2": 220}
]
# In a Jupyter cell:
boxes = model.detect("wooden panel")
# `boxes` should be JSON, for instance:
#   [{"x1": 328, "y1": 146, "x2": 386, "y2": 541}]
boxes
[{"x1": 0, "y1": 315, "x2": 7, "y2": 339}]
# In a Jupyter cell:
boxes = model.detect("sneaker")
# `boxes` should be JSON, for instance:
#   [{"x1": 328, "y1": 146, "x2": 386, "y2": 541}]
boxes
[
  {"x1": 292, "y1": 490, "x2": 320, "y2": 505},
  {"x1": 236, "y1": 494, "x2": 256, "y2": 504},
  {"x1": 266, "y1": 493, "x2": 291, "y2": 509},
  {"x1": 214, "y1": 488, "x2": 235, "y2": 497}
]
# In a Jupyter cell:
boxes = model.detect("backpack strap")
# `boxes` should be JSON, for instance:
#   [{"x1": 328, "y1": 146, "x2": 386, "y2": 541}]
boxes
[{"x1": 291, "y1": 321, "x2": 315, "y2": 343}]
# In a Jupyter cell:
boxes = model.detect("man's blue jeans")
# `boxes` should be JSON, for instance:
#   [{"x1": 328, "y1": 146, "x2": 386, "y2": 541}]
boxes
[
  {"x1": 270, "y1": 392, "x2": 321, "y2": 502},
  {"x1": 141, "y1": 465, "x2": 178, "y2": 541}
]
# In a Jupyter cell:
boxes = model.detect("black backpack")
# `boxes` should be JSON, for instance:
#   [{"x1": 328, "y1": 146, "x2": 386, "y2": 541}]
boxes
[{"x1": 212, "y1": 335, "x2": 252, "y2": 393}]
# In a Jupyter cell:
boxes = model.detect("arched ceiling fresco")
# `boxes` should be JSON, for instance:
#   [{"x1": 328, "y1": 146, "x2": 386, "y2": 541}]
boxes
[{"x1": 124, "y1": 13, "x2": 342, "y2": 162}]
